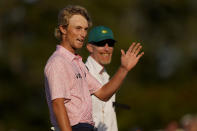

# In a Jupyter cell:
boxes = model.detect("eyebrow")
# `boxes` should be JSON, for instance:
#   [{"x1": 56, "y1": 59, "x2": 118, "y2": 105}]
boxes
[{"x1": 85, "y1": 27, "x2": 89, "y2": 30}]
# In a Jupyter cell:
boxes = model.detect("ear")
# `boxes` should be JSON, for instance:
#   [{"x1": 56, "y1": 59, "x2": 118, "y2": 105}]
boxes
[
  {"x1": 86, "y1": 44, "x2": 94, "y2": 53},
  {"x1": 59, "y1": 25, "x2": 67, "y2": 35}
]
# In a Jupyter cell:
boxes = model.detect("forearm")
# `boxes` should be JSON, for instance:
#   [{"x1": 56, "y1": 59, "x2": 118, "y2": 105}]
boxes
[
  {"x1": 94, "y1": 43, "x2": 144, "y2": 101},
  {"x1": 52, "y1": 98, "x2": 72, "y2": 131},
  {"x1": 96, "y1": 66, "x2": 128, "y2": 101}
]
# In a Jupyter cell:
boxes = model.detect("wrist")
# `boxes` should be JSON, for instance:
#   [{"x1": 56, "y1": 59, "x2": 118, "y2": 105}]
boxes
[{"x1": 119, "y1": 66, "x2": 129, "y2": 74}]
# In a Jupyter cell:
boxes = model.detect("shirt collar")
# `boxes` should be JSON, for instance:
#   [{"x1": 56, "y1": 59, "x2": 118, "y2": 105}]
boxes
[
  {"x1": 87, "y1": 56, "x2": 105, "y2": 74},
  {"x1": 56, "y1": 45, "x2": 82, "y2": 61}
]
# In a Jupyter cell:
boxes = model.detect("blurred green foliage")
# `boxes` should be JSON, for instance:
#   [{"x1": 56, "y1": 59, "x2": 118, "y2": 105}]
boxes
[{"x1": 0, "y1": 0, "x2": 197, "y2": 131}]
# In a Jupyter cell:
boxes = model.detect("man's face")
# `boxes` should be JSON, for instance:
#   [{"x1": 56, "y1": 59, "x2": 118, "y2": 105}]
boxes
[
  {"x1": 90, "y1": 43, "x2": 114, "y2": 66},
  {"x1": 65, "y1": 15, "x2": 88, "y2": 52}
]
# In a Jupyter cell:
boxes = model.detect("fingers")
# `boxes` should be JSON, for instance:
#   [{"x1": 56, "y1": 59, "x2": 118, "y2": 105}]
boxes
[
  {"x1": 137, "y1": 52, "x2": 144, "y2": 59},
  {"x1": 127, "y1": 42, "x2": 136, "y2": 54},
  {"x1": 127, "y1": 42, "x2": 142, "y2": 56},
  {"x1": 121, "y1": 49, "x2": 125, "y2": 56},
  {"x1": 133, "y1": 43, "x2": 141, "y2": 54},
  {"x1": 134, "y1": 44, "x2": 142, "y2": 55}
]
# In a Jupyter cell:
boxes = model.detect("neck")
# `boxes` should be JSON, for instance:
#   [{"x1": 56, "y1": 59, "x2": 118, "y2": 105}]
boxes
[{"x1": 60, "y1": 37, "x2": 76, "y2": 54}]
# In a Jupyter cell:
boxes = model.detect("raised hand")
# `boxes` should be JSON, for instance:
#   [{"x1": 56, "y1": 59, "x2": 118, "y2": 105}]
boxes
[{"x1": 120, "y1": 42, "x2": 144, "y2": 71}]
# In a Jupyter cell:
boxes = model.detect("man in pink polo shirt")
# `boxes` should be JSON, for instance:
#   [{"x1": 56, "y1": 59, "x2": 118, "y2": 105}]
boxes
[{"x1": 44, "y1": 5, "x2": 144, "y2": 131}]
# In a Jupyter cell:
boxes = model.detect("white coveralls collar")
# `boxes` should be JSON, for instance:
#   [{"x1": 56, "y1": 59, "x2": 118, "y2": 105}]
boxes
[{"x1": 87, "y1": 56, "x2": 106, "y2": 75}]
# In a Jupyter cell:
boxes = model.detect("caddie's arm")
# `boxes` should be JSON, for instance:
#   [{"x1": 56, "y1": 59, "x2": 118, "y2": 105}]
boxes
[
  {"x1": 52, "y1": 98, "x2": 72, "y2": 131},
  {"x1": 94, "y1": 42, "x2": 144, "y2": 101}
]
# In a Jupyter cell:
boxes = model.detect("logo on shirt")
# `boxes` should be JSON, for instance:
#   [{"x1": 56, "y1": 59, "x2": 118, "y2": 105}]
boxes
[{"x1": 75, "y1": 73, "x2": 82, "y2": 79}]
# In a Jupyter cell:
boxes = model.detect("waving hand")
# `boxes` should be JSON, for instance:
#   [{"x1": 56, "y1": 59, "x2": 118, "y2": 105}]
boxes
[{"x1": 120, "y1": 42, "x2": 144, "y2": 71}]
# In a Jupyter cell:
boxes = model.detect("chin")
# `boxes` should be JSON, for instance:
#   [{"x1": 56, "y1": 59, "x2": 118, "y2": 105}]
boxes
[
  {"x1": 75, "y1": 44, "x2": 83, "y2": 49},
  {"x1": 101, "y1": 60, "x2": 111, "y2": 65}
]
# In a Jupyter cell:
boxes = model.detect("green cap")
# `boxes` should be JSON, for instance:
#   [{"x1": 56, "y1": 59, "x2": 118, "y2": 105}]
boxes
[{"x1": 88, "y1": 26, "x2": 115, "y2": 43}]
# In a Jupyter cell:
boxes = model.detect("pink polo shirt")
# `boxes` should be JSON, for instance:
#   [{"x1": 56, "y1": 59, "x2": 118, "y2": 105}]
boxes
[{"x1": 44, "y1": 45, "x2": 101, "y2": 127}]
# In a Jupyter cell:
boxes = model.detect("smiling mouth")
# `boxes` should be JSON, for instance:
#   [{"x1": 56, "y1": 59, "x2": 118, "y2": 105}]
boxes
[
  {"x1": 101, "y1": 53, "x2": 111, "y2": 56},
  {"x1": 77, "y1": 39, "x2": 84, "y2": 43}
]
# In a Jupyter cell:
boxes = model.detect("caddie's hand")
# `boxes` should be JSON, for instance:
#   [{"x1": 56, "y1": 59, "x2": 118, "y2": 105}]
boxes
[{"x1": 120, "y1": 42, "x2": 144, "y2": 71}]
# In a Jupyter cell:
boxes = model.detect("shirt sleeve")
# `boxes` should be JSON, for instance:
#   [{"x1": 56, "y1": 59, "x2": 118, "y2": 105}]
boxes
[
  {"x1": 86, "y1": 71, "x2": 102, "y2": 94},
  {"x1": 45, "y1": 57, "x2": 71, "y2": 101}
]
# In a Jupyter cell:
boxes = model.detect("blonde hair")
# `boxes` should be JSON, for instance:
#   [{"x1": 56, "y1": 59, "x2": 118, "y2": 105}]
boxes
[{"x1": 54, "y1": 5, "x2": 92, "y2": 41}]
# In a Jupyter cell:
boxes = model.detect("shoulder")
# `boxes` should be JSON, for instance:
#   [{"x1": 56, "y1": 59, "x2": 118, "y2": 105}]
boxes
[{"x1": 44, "y1": 53, "x2": 68, "y2": 73}]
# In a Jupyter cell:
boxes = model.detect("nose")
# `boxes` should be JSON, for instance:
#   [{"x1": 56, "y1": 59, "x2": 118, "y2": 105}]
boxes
[
  {"x1": 104, "y1": 43, "x2": 110, "y2": 51},
  {"x1": 81, "y1": 29, "x2": 87, "y2": 38}
]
